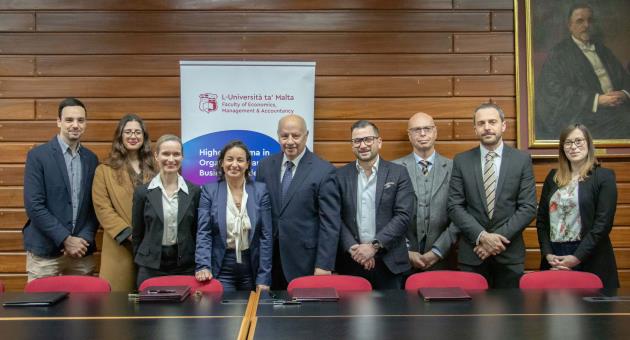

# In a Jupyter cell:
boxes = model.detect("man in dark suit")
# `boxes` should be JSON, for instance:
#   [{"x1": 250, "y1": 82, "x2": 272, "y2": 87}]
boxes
[
  {"x1": 393, "y1": 112, "x2": 458, "y2": 272},
  {"x1": 23, "y1": 98, "x2": 99, "y2": 282},
  {"x1": 448, "y1": 103, "x2": 537, "y2": 288},
  {"x1": 336, "y1": 120, "x2": 415, "y2": 289},
  {"x1": 536, "y1": 3, "x2": 630, "y2": 140},
  {"x1": 256, "y1": 114, "x2": 341, "y2": 289}
]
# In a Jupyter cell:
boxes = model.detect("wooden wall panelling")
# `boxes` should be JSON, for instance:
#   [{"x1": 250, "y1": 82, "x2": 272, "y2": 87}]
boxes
[
  {"x1": 526, "y1": 249, "x2": 630, "y2": 270},
  {"x1": 0, "y1": 165, "x2": 24, "y2": 186},
  {"x1": 0, "y1": 187, "x2": 23, "y2": 208},
  {"x1": 0, "y1": 57, "x2": 35, "y2": 76},
  {"x1": 0, "y1": 143, "x2": 35, "y2": 163},
  {"x1": 0, "y1": 33, "x2": 462, "y2": 54},
  {"x1": 36, "y1": 11, "x2": 491, "y2": 32},
  {"x1": 491, "y1": 11, "x2": 513, "y2": 31},
  {"x1": 453, "y1": 118, "x2": 516, "y2": 140},
  {"x1": 491, "y1": 55, "x2": 514, "y2": 74},
  {"x1": 524, "y1": 227, "x2": 630, "y2": 248},
  {"x1": 0, "y1": 99, "x2": 35, "y2": 120},
  {"x1": 453, "y1": 33, "x2": 514, "y2": 53},
  {"x1": 0, "y1": 13, "x2": 34, "y2": 31},
  {"x1": 36, "y1": 98, "x2": 180, "y2": 120},
  {"x1": 315, "y1": 141, "x2": 481, "y2": 163},
  {"x1": 454, "y1": 0, "x2": 513, "y2": 10},
  {"x1": 316, "y1": 76, "x2": 453, "y2": 97},
  {"x1": 0, "y1": 209, "x2": 26, "y2": 230},
  {"x1": 315, "y1": 119, "x2": 453, "y2": 142},
  {"x1": 0, "y1": 253, "x2": 101, "y2": 272},
  {"x1": 454, "y1": 76, "x2": 515, "y2": 96},
  {"x1": 0, "y1": 274, "x2": 27, "y2": 291}
]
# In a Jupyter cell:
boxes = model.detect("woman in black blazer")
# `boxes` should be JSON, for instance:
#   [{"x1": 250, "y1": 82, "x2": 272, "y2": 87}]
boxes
[
  {"x1": 536, "y1": 124, "x2": 619, "y2": 287},
  {"x1": 132, "y1": 134, "x2": 201, "y2": 288}
]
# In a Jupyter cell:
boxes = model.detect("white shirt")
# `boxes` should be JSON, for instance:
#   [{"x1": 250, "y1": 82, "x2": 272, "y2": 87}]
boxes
[
  {"x1": 226, "y1": 180, "x2": 251, "y2": 263},
  {"x1": 280, "y1": 148, "x2": 306, "y2": 183},
  {"x1": 147, "y1": 174, "x2": 189, "y2": 246},
  {"x1": 356, "y1": 156, "x2": 379, "y2": 244}
]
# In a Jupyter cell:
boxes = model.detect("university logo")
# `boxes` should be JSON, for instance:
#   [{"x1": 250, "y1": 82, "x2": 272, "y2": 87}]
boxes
[{"x1": 199, "y1": 93, "x2": 218, "y2": 113}]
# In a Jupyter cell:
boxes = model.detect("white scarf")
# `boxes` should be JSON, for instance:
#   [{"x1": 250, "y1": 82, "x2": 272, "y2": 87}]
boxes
[{"x1": 226, "y1": 182, "x2": 251, "y2": 263}]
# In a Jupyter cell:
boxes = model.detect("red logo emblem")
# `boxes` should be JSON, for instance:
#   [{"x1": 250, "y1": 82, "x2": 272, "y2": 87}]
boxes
[{"x1": 199, "y1": 93, "x2": 218, "y2": 113}]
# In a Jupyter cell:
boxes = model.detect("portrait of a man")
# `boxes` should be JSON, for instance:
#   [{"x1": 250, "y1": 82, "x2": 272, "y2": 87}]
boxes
[{"x1": 533, "y1": 1, "x2": 630, "y2": 141}]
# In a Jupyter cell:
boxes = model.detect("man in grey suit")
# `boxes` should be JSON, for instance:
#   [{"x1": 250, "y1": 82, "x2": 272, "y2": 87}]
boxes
[
  {"x1": 448, "y1": 103, "x2": 537, "y2": 288},
  {"x1": 336, "y1": 120, "x2": 415, "y2": 289},
  {"x1": 393, "y1": 112, "x2": 458, "y2": 272},
  {"x1": 256, "y1": 114, "x2": 341, "y2": 290}
]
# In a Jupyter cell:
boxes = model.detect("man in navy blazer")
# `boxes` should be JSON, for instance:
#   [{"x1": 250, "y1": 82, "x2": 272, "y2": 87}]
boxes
[
  {"x1": 256, "y1": 114, "x2": 341, "y2": 289},
  {"x1": 23, "y1": 98, "x2": 99, "y2": 281},
  {"x1": 336, "y1": 120, "x2": 415, "y2": 289}
]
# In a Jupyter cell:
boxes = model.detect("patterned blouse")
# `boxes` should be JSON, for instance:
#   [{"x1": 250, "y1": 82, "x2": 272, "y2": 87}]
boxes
[{"x1": 549, "y1": 179, "x2": 582, "y2": 242}]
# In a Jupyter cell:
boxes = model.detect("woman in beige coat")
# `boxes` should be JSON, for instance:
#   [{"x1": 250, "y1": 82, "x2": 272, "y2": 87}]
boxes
[{"x1": 93, "y1": 114, "x2": 156, "y2": 291}]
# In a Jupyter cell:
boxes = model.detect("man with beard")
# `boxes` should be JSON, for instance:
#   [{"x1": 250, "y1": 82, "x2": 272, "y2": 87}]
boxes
[
  {"x1": 447, "y1": 103, "x2": 537, "y2": 288},
  {"x1": 536, "y1": 3, "x2": 630, "y2": 140},
  {"x1": 336, "y1": 120, "x2": 415, "y2": 289}
]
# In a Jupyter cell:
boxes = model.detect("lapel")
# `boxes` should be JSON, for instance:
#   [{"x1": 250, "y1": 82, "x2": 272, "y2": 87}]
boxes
[
  {"x1": 77, "y1": 146, "x2": 91, "y2": 214},
  {"x1": 375, "y1": 159, "x2": 389, "y2": 211},
  {"x1": 472, "y1": 147, "x2": 488, "y2": 212},
  {"x1": 495, "y1": 146, "x2": 512, "y2": 201},
  {"x1": 177, "y1": 181, "x2": 192, "y2": 226},
  {"x1": 147, "y1": 187, "x2": 164, "y2": 225},
  {"x1": 401, "y1": 153, "x2": 419, "y2": 193},
  {"x1": 347, "y1": 164, "x2": 359, "y2": 235},
  {"x1": 217, "y1": 181, "x2": 228, "y2": 244},
  {"x1": 245, "y1": 182, "x2": 257, "y2": 242},
  {"x1": 280, "y1": 150, "x2": 312, "y2": 214},
  {"x1": 268, "y1": 154, "x2": 282, "y2": 210},
  {"x1": 431, "y1": 153, "x2": 448, "y2": 200},
  {"x1": 50, "y1": 137, "x2": 72, "y2": 198},
  {"x1": 569, "y1": 39, "x2": 604, "y2": 92}
]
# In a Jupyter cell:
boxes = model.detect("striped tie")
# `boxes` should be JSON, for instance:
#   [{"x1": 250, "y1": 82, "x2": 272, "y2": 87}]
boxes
[
  {"x1": 483, "y1": 151, "x2": 497, "y2": 219},
  {"x1": 418, "y1": 160, "x2": 430, "y2": 176}
]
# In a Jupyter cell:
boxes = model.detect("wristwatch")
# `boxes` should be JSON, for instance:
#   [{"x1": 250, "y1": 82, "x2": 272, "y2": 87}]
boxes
[{"x1": 371, "y1": 239, "x2": 382, "y2": 250}]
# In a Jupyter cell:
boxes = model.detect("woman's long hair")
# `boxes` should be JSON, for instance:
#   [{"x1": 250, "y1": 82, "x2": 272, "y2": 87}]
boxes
[
  {"x1": 104, "y1": 114, "x2": 156, "y2": 186},
  {"x1": 217, "y1": 140, "x2": 252, "y2": 181},
  {"x1": 554, "y1": 123, "x2": 598, "y2": 187}
]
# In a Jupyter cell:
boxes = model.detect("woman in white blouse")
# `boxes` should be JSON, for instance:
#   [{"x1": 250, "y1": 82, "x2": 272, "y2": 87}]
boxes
[
  {"x1": 536, "y1": 124, "x2": 618, "y2": 287},
  {"x1": 195, "y1": 140, "x2": 272, "y2": 291}
]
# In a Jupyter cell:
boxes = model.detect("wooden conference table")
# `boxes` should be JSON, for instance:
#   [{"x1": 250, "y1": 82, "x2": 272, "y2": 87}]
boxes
[{"x1": 1, "y1": 289, "x2": 630, "y2": 340}]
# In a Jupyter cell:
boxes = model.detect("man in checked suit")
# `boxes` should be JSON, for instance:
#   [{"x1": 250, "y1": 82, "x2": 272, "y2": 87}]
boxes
[
  {"x1": 447, "y1": 103, "x2": 537, "y2": 288},
  {"x1": 393, "y1": 112, "x2": 458, "y2": 272},
  {"x1": 256, "y1": 114, "x2": 341, "y2": 290},
  {"x1": 336, "y1": 120, "x2": 415, "y2": 289}
]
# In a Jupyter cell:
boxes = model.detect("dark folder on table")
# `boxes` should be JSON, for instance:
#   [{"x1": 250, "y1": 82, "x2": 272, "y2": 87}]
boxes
[
  {"x1": 139, "y1": 285, "x2": 191, "y2": 302},
  {"x1": 418, "y1": 287, "x2": 471, "y2": 301},
  {"x1": 3, "y1": 292, "x2": 69, "y2": 307},
  {"x1": 291, "y1": 287, "x2": 339, "y2": 302}
]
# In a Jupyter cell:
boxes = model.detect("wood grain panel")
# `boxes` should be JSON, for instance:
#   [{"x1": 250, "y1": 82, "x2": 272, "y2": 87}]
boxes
[
  {"x1": 0, "y1": 33, "x2": 458, "y2": 54},
  {"x1": 314, "y1": 141, "x2": 480, "y2": 163},
  {"x1": 36, "y1": 98, "x2": 180, "y2": 120},
  {"x1": 534, "y1": 183, "x2": 630, "y2": 205},
  {"x1": 316, "y1": 97, "x2": 499, "y2": 120},
  {"x1": 490, "y1": 97, "x2": 515, "y2": 117},
  {"x1": 0, "y1": 13, "x2": 34, "y2": 31},
  {"x1": 454, "y1": 76, "x2": 515, "y2": 96},
  {"x1": 0, "y1": 253, "x2": 101, "y2": 272},
  {"x1": 0, "y1": 165, "x2": 24, "y2": 186},
  {"x1": 0, "y1": 209, "x2": 26, "y2": 230},
  {"x1": 315, "y1": 120, "x2": 453, "y2": 142},
  {"x1": 526, "y1": 249, "x2": 630, "y2": 270},
  {"x1": 0, "y1": 187, "x2": 23, "y2": 208},
  {"x1": 524, "y1": 227, "x2": 630, "y2": 248},
  {"x1": 534, "y1": 160, "x2": 630, "y2": 183},
  {"x1": 0, "y1": 120, "x2": 180, "y2": 142},
  {"x1": 453, "y1": 118, "x2": 516, "y2": 140},
  {"x1": 0, "y1": 57, "x2": 34, "y2": 76},
  {"x1": 37, "y1": 11, "x2": 490, "y2": 32},
  {"x1": 0, "y1": 143, "x2": 35, "y2": 163},
  {"x1": 0, "y1": 274, "x2": 26, "y2": 291},
  {"x1": 454, "y1": 33, "x2": 513, "y2": 53},
  {"x1": 454, "y1": 0, "x2": 513, "y2": 10},
  {"x1": 317, "y1": 76, "x2": 453, "y2": 97},
  {"x1": 37, "y1": 53, "x2": 501, "y2": 77},
  {"x1": 0, "y1": 1, "x2": 454, "y2": 10},
  {"x1": 0, "y1": 77, "x2": 179, "y2": 98},
  {"x1": 491, "y1": 11, "x2": 513, "y2": 31},
  {"x1": 0, "y1": 99, "x2": 34, "y2": 120},
  {"x1": 491, "y1": 55, "x2": 514, "y2": 74}
]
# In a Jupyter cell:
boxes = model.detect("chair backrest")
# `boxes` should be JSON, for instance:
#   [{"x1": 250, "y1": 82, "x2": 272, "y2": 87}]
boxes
[
  {"x1": 404, "y1": 271, "x2": 489, "y2": 291},
  {"x1": 519, "y1": 271, "x2": 603, "y2": 289},
  {"x1": 287, "y1": 275, "x2": 372, "y2": 295},
  {"x1": 138, "y1": 275, "x2": 223, "y2": 294},
  {"x1": 25, "y1": 276, "x2": 111, "y2": 293}
]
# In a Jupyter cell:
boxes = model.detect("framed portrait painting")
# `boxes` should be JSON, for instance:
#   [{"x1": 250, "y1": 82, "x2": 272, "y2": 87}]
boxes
[{"x1": 515, "y1": 0, "x2": 630, "y2": 156}]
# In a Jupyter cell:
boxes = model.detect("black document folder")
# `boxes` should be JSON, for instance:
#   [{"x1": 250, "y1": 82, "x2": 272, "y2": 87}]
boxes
[
  {"x1": 3, "y1": 292, "x2": 69, "y2": 307},
  {"x1": 138, "y1": 285, "x2": 191, "y2": 302},
  {"x1": 418, "y1": 287, "x2": 472, "y2": 301},
  {"x1": 291, "y1": 287, "x2": 340, "y2": 302}
]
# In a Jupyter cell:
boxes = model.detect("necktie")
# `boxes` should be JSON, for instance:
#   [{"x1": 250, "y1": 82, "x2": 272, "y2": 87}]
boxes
[
  {"x1": 483, "y1": 152, "x2": 497, "y2": 219},
  {"x1": 281, "y1": 161, "x2": 294, "y2": 203},
  {"x1": 418, "y1": 160, "x2": 431, "y2": 176}
]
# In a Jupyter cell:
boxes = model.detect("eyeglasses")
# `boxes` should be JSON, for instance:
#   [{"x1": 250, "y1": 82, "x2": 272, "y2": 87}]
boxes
[
  {"x1": 563, "y1": 138, "x2": 586, "y2": 148},
  {"x1": 123, "y1": 129, "x2": 143, "y2": 137},
  {"x1": 351, "y1": 136, "x2": 378, "y2": 147},
  {"x1": 408, "y1": 126, "x2": 435, "y2": 135}
]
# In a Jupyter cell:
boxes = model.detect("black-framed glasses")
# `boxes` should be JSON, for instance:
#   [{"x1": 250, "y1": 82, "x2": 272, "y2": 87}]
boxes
[
  {"x1": 351, "y1": 136, "x2": 378, "y2": 147},
  {"x1": 123, "y1": 129, "x2": 143, "y2": 137},
  {"x1": 408, "y1": 126, "x2": 435, "y2": 135},
  {"x1": 563, "y1": 138, "x2": 586, "y2": 148}
]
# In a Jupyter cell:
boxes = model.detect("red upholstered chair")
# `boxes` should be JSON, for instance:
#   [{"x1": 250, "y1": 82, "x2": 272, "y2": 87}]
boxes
[
  {"x1": 138, "y1": 275, "x2": 223, "y2": 294},
  {"x1": 287, "y1": 275, "x2": 372, "y2": 295},
  {"x1": 25, "y1": 276, "x2": 111, "y2": 293},
  {"x1": 404, "y1": 271, "x2": 489, "y2": 292},
  {"x1": 519, "y1": 271, "x2": 603, "y2": 289}
]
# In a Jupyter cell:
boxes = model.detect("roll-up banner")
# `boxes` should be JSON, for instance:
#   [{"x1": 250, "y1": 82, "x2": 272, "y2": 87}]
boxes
[{"x1": 180, "y1": 61, "x2": 315, "y2": 186}]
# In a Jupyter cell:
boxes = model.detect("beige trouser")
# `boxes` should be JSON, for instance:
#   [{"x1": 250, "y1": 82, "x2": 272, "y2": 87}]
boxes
[{"x1": 26, "y1": 252, "x2": 95, "y2": 282}]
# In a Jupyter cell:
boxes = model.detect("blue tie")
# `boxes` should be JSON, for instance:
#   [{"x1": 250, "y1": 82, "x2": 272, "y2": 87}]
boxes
[{"x1": 281, "y1": 161, "x2": 294, "y2": 203}]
